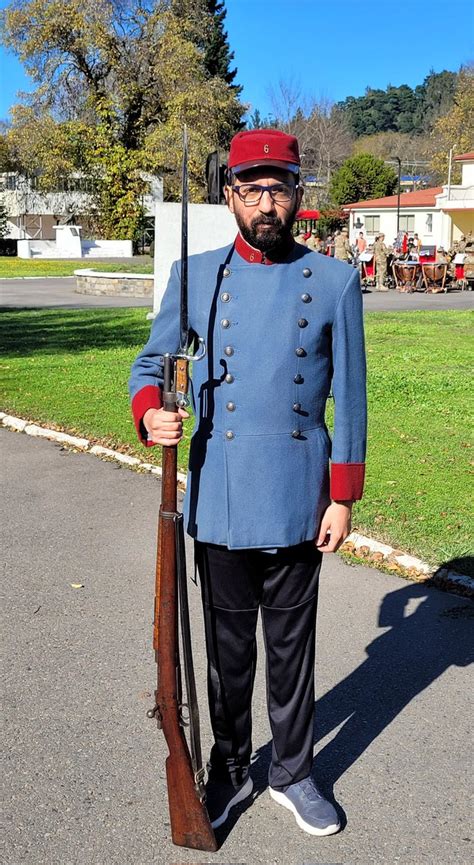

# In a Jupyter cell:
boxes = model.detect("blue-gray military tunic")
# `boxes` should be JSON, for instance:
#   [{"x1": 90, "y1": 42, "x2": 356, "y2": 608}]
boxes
[{"x1": 129, "y1": 241, "x2": 367, "y2": 548}]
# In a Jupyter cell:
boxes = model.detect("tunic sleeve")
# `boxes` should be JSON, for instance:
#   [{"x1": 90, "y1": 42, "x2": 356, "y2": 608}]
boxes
[
  {"x1": 330, "y1": 268, "x2": 367, "y2": 500},
  {"x1": 128, "y1": 262, "x2": 181, "y2": 445}
]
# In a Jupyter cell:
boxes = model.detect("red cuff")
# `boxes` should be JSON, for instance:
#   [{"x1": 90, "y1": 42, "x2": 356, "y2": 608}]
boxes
[
  {"x1": 131, "y1": 385, "x2": 162, "y2": 445},
  {"x1": 330, "y1": 463, "x2": 365, "y2": 501}
]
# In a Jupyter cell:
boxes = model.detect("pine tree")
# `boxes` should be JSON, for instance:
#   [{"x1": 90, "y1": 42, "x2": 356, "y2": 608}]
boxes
[{"x1": 203, "y1": 1, "x2": 241, "y2": 92}]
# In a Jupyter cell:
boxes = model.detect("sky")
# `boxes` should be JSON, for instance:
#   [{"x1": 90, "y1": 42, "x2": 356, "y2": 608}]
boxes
[{"x1": 0, "y1": 0, "x2": 473, "y2": 122}]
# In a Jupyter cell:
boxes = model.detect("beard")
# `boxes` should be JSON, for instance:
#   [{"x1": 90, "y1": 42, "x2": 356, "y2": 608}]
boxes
[{"x1": 234, "y1": 201, "x2": 298, "y2": 253}]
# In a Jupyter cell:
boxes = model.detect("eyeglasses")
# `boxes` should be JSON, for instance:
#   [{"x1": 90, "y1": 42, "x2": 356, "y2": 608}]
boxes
[{"x1": 231, "y1": 182, "x2": 298, "y2": 206}]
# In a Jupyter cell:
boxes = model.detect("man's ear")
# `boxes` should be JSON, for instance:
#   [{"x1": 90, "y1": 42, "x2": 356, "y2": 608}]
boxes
[
  {"x1": 296, "y1": 184, "x2": 304, "y2": 208},
  {"x1": 224, "y1": 185, "x2": 235, "y2": 214}
]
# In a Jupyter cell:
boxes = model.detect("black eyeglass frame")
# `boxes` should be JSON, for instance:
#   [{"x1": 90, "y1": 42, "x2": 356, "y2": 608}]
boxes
[{"x1": 231, "y1": 182, "x2": 299, "y2": 206}]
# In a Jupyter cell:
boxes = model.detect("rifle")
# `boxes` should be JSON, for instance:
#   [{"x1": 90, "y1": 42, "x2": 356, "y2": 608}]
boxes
[{"x1": 147, "y1": 128, "x2": 217, "y2": 852}]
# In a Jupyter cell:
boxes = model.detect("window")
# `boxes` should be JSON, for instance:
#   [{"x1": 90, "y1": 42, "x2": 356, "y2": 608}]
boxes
[
  {"x1": 399, "y1": 214, "x2": 415, "y2": 232},
  {"x1": 364, "y1": 215, "x2": 380, "y2": 233},
  {"x1": 425, "y1": 213, "x2": 433, "y2": 233}
]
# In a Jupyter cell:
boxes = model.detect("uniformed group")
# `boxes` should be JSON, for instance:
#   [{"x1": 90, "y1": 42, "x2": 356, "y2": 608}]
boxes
[{"x1": 129, "y1": 129, "x2": 367, "y2": 838}]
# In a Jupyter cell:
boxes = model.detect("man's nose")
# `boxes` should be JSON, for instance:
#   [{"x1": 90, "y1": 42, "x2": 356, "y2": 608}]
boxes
[{"x1": 258, "y1": 189, "x2": 276, "y2": 213}]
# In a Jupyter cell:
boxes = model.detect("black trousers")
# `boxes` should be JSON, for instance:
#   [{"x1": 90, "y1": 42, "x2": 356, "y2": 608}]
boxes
[{"x1": 195, "y1": 540, "x2": 322, "y2": 791}]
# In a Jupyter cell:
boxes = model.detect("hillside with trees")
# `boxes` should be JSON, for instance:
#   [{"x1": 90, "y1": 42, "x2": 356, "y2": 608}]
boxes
[
  {"x1": 258, "y1": 66, "x2": 473, "y2": 213},
  {"x1": 336, "y1": 70, "x2": 458, "y2": 137}
]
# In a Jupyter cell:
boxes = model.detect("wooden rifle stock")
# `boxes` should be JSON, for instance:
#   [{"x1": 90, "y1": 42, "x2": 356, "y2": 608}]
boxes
[{"x1": 149, "y1": 376, "x2": 217, "y2": 852}]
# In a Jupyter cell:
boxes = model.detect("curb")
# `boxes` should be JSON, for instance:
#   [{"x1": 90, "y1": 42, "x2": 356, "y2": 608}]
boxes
[
  {"x1": 2, "y1": 411, "x2": 472, "y2": 597},
  {"x1": 0, "y1": 276, "x2": 76, "y2": 281}
]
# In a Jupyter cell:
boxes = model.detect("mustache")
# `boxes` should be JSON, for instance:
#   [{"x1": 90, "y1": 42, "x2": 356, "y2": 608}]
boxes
[{"x1": 252, "y1": 215, "x2": 283, "y2": 227}]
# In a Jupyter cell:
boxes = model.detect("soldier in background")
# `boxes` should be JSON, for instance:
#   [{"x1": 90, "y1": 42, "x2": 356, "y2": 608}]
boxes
[
  {"x1": 334, "y1": 227, "x2": 351, "y2": 262},
  {"x1": 374, "y1": 233, "x2": 390, "y2": 290},
  {"x1": 296, "y1": 228, "x2": 307, "y2": 246},
  {"x1": 436, "y1": 247, "x2": 449, "y2": 264},
  {"x1": 306, "y1": 229, "x2": 323, "y2": 253}
]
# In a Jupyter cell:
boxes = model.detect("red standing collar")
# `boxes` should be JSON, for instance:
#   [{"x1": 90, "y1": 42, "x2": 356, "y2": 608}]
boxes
[{"x1": 234, "y1": 233, "x2": 295, "y2": 265}]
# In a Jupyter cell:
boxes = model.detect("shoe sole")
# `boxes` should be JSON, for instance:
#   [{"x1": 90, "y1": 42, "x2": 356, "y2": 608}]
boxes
[
  {"x1": 210, "y1": 776, "x2": 253, "y2": 829},
  {"x1": 269, "y1": 787, "x2": 341, "y2": 836}
]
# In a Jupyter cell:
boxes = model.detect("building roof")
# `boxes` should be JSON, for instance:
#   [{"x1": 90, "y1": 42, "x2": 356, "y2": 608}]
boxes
[
  {"x1": 343, "y1": 187, "x2": 443, "y2": 211},
  {"x1": 454, "y1": 152, "x2": 474, "y2": 162}
]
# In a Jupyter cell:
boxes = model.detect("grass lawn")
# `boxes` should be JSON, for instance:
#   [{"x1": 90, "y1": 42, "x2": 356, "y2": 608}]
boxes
[
  {"x1": 0, "y1": 257, "x2": 153, "y2": 278},
  {"x1": 1, "y1": 307, "x2": 472, "y2": 573}
]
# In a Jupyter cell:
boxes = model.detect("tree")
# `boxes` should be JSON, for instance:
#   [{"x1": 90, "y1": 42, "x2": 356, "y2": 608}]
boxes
[
  {"x1": 201, "y1": 1, "x2": 238, "y2": 86},
  {"x1": 247, "y1": 109, "x2": 277, "y2": 130},
  {"x1": 329, "y1": 153, "x2": 398, "y2": 206},
  {"x1": 352, "y1": 131, "x2": 436, "y2": 188},
  {"x1": 268, "y1": 81, "x2": 353, "y2": 201},
  {"x1": 430, "y1": 66, "x2": 474, "y2": 183},
  {"x1": 0, "y1": 131, "x2": 15, "y2": 172},
  {"x1": 1, "y1": 0, "x2": 245, "y2": 235},
  {"x1": 337, "y1": 71, "x2": 458, "y2": 138},
  {"x1": 414, "y1": 69, "x2": 458, "y2": 133}
]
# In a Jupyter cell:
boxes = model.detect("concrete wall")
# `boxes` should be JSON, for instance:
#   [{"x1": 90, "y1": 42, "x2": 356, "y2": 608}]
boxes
[
  {"x1": 81, "y1": 239, "x2": 134, "y2": 258},
  {"x1": 17, "y1": 237, "x2": 134, "y2": 259},
  {"x1": 153, "y1": 202, "x2": 236, "y2": 313}
]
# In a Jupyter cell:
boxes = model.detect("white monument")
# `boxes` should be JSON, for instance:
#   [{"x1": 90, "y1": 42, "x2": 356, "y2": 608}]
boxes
[{"x1": 153, "y1": 202, "x2": 236, "y2": 314}]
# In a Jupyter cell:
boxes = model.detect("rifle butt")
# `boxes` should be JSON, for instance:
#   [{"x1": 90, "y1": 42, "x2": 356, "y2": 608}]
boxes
[{"x1": 165, "y1": 754, "x2": 217, "y2": 851}]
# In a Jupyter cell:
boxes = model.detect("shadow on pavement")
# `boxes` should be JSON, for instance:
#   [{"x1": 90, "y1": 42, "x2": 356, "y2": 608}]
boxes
[{"x1": 232, "y1": 576, "x2": 474, "y2": 835}]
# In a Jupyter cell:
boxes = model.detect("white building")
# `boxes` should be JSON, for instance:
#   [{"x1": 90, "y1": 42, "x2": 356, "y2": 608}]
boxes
[
  {"x1": 435, "y1": 152, "x2": 474, "y2": 249},
  {"x1": 1, "y1": 171, "x2": 163, "y2": 241},
  {"x1": 343, "y1": 152, "x2": 474, "y2": 249}
]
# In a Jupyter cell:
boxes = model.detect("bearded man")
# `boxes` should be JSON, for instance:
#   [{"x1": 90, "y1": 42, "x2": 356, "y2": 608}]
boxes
[{"x1": 129, "y1": 129, "x2": 367, "y2": 837}]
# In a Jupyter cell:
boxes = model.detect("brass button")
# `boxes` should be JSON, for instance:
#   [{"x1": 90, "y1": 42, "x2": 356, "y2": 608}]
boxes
[
  {"x1": 301, "y1": 293, "x2": 312, "y2": 303},
  {"x1": 221, "y1": 318, "x2": 231, "y2": 329},
  {"x1": 291, "y1": 429, "x2": 301, "y2": 438},
  {"x1": 295, "y1": 347, "x2": 306, "y2": 357},
  {"x1": 221, "y1": 292, "x2": 231, "y2": 302},
  {"x1": 223, "y1": 267, "x2": 231, "y2": 278},
  {"x1": 226, "y1": 402, "x2": 236, "y2": 412},
  {"x1": 224, "y1": 345, "x2": 234, "y2": 356},
  {"x1": 298, "y1": 318, "x2": 308, "y2": 328},
  {"x1": 225, "y1": 430, "x2": 234, "y2": 440},
  {"x1": 303, "y1": 267, "x2": 312, "y2": 278},
  {"x1": 225, "y1": 373, "x2": 234, "y2": 384},
  {"x1": 294, "y1": 373, "x2": 304, "y2": 384},
  {"x1": 293, "y1": 403, "x2": 301, "y2": 412}
]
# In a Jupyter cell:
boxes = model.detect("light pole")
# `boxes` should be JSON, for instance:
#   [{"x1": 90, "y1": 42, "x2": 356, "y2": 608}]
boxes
[{"x1": 391, "y1": 156, "x2": 401, "y2": 235}]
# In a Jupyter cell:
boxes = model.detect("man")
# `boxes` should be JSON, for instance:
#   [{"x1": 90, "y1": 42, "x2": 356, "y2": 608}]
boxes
[
  {"x1": 334, "y1": 226, "x2": 351, "y2": 262},
  {"x1": 296, "y1": 227, "x2": 307, "y2": 246},
  {"x1": 357, "y1": 231, "x2": 367, "y2": 254},
  {"x1": 436, "y1": 246, "x2": 449, "y2": 264},
  {"x1": 129, "y1": 129, "x2": 367, "y2": 837},
  {"x1": 373, "y1": 232, "x2": 390, "y2": 290},
  {"x1": 306, "y1": 229, "x2": 322, "y2": 253}
]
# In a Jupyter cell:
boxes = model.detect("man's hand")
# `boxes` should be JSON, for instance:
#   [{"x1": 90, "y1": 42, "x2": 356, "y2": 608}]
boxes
[
  {"x1": 316, "y1": 501, "x2": 353, "y2": 553},
  {"x1": 143, "y1": 406, "x2": 189, "y2": 447}
]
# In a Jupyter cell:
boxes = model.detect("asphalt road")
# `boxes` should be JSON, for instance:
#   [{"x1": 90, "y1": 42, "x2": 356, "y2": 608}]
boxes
[
  {"x1": 1, "y1": 276, "x2": 473, "y2": 312},
  {"x1": 0, "y1": 277, "x2": 152, "y2": 309},
  {"x1": 3, "y1": 428, "x2": 473, "y2": 865}
]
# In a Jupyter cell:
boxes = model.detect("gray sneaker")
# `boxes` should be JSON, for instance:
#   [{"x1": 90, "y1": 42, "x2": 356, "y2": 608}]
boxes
[
  {"x1": 205, "y1": 775, "x2": 253, "y2": 829},
  {"x1": 269, "y1": 777, "x2": 340, "y2": 836}
]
